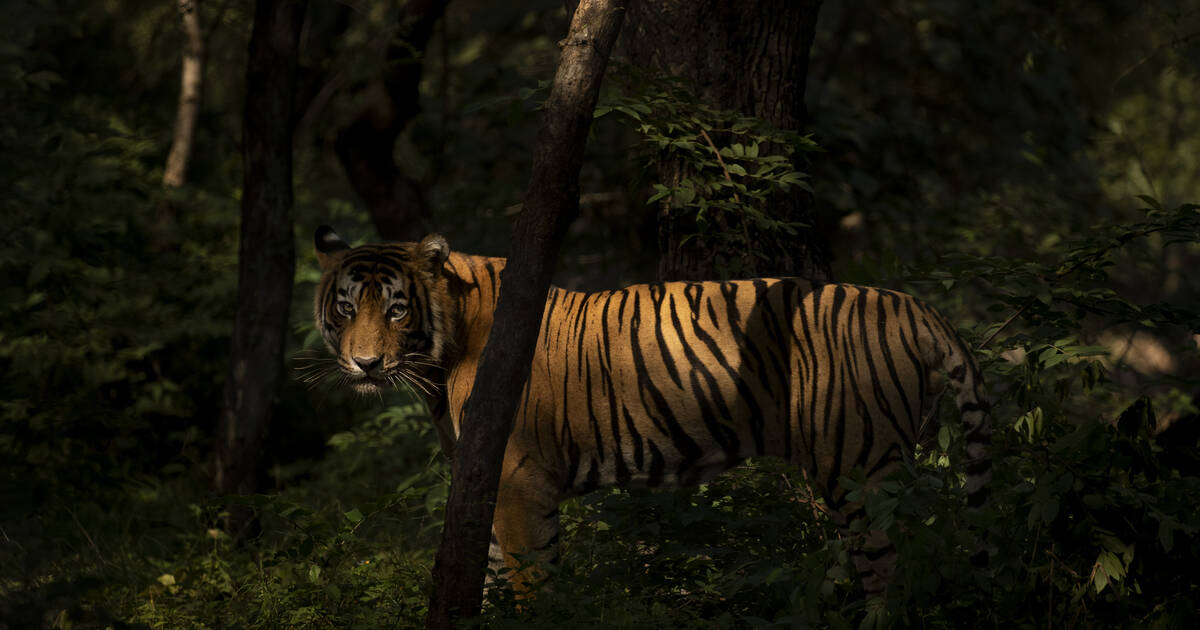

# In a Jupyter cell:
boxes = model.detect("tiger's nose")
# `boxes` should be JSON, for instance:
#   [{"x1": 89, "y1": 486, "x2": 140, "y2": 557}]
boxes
[{"x1": 353, "y1": 356, "x2": 382, "y2": 373}]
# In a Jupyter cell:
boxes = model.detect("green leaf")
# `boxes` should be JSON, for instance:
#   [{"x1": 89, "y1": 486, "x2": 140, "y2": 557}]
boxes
[
  {"x1": 1043, "y1": 353, "x2": 1069, "y2": 368},
  {"x1": 1093, "y1": 564, "x2": 1109, "y2": 594},
  {"x1": 1095, "y1": 550, "x2": 1126, "y2": 593},
  {"x1": 344, "y1": 508, "x2": 364, "y2": 524},
  {"x1": 646, "y1": 184, "x2": 672, "y2": 204},
  {"x1": 1135, "y1": 194, "x2": 1162, "y2": 211}
]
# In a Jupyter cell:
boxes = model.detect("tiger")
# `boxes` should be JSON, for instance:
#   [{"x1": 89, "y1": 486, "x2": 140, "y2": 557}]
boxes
[{"x1": 311, "y1": 225, "x2": 992, "y2": 596}]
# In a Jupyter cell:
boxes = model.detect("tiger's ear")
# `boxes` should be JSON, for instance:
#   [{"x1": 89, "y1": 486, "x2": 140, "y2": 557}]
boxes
[
  {"x1": 416, "y1": 234, "x2": 450, "y2": 274},
  {"x1": 315, "y1": 225, "x2": 350, "y2": 270}
]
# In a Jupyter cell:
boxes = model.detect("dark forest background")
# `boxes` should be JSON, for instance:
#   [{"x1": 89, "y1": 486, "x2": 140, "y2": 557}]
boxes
[{"x1": 2, "y1": 0, "x2": 1199, "y2": 627}]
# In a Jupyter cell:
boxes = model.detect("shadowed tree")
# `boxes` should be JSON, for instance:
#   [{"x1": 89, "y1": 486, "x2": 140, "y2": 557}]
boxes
[
  {"x1": 335, "y1": 0, "x2": 449, "y2": 241},
  {"x1": 621, "y1": 0, "x2": 829, "y2": 281},
  {"x1": 215, "y1": 0, "x2": 306, "y2": 500},
  {"x1": 423, "y1": 0, "x2": 627, "y2": 626}
]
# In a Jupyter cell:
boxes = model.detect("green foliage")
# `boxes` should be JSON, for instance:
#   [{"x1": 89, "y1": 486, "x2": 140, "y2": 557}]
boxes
[
  {"x1": 125, "y1": 404, "x2": 448, "y2": 630},
  {"x1": 596, "y1": 64, "x2": 821, "y2": 277},
  {"x1": 474, "y1": 461, "x2": 857, "y2": 629},
  {"x1": 1, "y1": 12, "x2": 238, "y2": 625},
  {"x1": 866, "y1": 201, "x2": 1200, "y2": 627},
  {"x1": 839, "y1": 394, "x2": 1200, "y2": 627}
]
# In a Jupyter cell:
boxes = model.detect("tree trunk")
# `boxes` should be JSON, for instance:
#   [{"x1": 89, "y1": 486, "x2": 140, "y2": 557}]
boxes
[
  {"x1": 214, "y1": 0, "x2": 306, "y2": 499},
  {"x1": 423, "y1": 1, "x2": 626, "y2": 626},
  {"x1": 622, "y1": 0, "x2": 830, "y2": 281},
  {"x1": 163, "y1": 0, "x2": 206, "y2": 191},
  {"x1": 156, "y1": 0, "x2": 208, "y2": 244},
  {"x1": 335, "y1": 0, "x2": 448, "y2": 241}
]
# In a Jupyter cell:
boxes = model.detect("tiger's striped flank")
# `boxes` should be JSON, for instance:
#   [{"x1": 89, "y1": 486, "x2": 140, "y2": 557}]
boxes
[{"x1": 312, "y1": 227, "x2": 991, "y2": 595}]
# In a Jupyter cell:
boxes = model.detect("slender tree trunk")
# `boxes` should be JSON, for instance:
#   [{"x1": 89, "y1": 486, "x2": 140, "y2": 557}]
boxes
[
  {"x1": 622, "y1": 0, "x2": 830, "y2": 281},
  {"x1": 335, "y1": 0, "x2": 448, "y2": 241},
  {"x1": 423, "y1": 1, "x2": 626, "y2": 626},
  {"x1": 215, "y1": 0, "x2": 306, "y2": 498},
  {"x1": 156, "y1": 0, "x2": 208, "y2": 244},
  {"x1": 163, "y1": 0, "x2": 206, "y2": 191}
]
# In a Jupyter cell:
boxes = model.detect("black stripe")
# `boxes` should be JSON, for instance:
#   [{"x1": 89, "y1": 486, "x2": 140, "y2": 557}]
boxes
[
  {"x1": 873, "y1": 292, "x2": 919, "y2": 442},
  {"x1": 571, "y1": 293, "x2": 589, "y2": 374},
  {"x1": 564, "y1": 433, "x2": 581, "y2": 490},
  {"x1": 646, "y1": 440, "x2": 665, "y2": 486},
  {"x1": 949, "y1": 364, "x2": 966, "y2": 381},
  {"x1": 647, "y1": 285, "x2": 683, "y2": 388},
  {"x1": 581, "y1": 458, "x2": 600, "y2": 493},
  {"x1": 534, "y1": 532, "x2": 560, "y2": 551},
  {"x1": 893, "y1": 296, "x2": 928, "y2": 425},
  {"x1": 616, "y1": 289, "x2": 629, "y2": 333},
  {"x1": 792, "y1": 282, "x2": 820, "y2": 468},
  {"x1": 543, "y1": 289, "x2": 562, "y2": 353},
  {"x1": 584, "y1": 349, "x2": 607, "y2": 465},
  {"x1": 824, "y1": 286, "x2": 850, "y2": 498},
  {"x1": 598, "y1": 294, "x2": 631, "y2": 484},
  {"x1": 850, "y1": 289, "x2": 883, "y2": 463},
  {"x1": 623, "y1": 406, "x2": 645, "y2": 472},
  {"x1": 666, "y1": 290, "x2": 740, "y2": 455},
  {"x1": 628, "y1": 290, "x2": 701, "y2": 463}
]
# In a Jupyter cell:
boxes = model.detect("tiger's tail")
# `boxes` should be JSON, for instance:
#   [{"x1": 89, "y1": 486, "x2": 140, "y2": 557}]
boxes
[
  {"x1": 917, "y1": 306, "x2": 993, "y2": 572},
  {"x1": 922, "y1": 309, "x2": 992, "y2": 509}
]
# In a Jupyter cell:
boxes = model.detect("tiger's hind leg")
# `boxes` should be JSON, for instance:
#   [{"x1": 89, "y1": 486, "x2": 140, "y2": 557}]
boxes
[
  {"x1": 823, "y1": 453, "x2": 908, "y2": 598},
  {"x1": 489, "y1": 471, "x2": 562, "y2": 596},
  {"x1": 849, "y1": 520, "x2": 895, "y2": 597},
  {"x1": 827, "y1": 483, "x2": 898, "y2": 599}
]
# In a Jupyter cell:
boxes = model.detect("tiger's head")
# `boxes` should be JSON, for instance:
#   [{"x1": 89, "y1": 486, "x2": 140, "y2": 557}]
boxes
[{"x1": 313, "y1": 226, "x2": 453, "y2": 395}]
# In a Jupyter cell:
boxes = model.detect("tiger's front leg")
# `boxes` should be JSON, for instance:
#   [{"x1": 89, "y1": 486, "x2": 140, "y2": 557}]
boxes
[{"x1": 487, "y1": 466, "x2": 562, "y2": 595}]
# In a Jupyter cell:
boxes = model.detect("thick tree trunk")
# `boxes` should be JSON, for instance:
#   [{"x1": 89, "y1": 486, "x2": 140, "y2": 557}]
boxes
[
  {"x1": 622, "y1": 0, "x2": 830, "y2": 281},
  {"x1": 215, "y1": 0, "x2": 306, "y2": 498},
  {"x1": 423, "y1": 1, "x2": 626, "y2": 626},
  {"x1": 335, "y1": 0, "x2": 448, "y2": 241}
]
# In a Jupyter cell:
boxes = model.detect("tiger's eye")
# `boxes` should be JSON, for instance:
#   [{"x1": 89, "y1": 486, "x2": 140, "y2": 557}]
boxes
[
  {"x1": 336, "y1": 301, "x2": 355, "y2": 317},
  {"x1": 387, "y1": 304, "x2": 408, "y2": 321}
]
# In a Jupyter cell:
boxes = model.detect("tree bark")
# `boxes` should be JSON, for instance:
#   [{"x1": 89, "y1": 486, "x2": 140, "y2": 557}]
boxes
[
  {"x1": 423, "y1": 1, "x2": 626, "y2": 626},
  {"x1": 215, "y1": 0, "x2": 306, "y2": 498},
  {"x1": 163, "y1": 0, "x2": 206, "y2": 191},
  {"x1": 621, "y1": 0, "x2": 830, "y2": 281},
  {"x1": 156, "y1": 0, "x2": 208, "y2": 245},
  {"x1": 335, "y1": 0, "x2": 448, "y2": 241}
]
